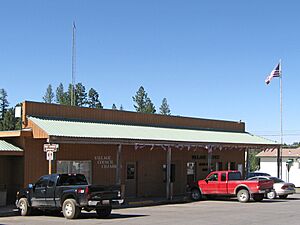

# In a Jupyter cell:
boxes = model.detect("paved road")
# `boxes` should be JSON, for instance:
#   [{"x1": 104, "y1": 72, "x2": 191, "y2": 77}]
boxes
[{"x1": 1, "y1": 194, "x2": 300, "y2": 225}]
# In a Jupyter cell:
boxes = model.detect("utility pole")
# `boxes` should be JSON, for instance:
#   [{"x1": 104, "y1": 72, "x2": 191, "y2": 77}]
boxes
[{"x1": 71, "y1": 21, "x2": 76, "y2": 106}]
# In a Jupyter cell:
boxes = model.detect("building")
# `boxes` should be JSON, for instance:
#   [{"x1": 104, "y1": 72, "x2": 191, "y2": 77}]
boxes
[
  {"x1": 0, "y1": 101, "x2": 278, "y2": 205},
  {"x1": 257, "y1": 148, "x2": 300, "y2": 187}
]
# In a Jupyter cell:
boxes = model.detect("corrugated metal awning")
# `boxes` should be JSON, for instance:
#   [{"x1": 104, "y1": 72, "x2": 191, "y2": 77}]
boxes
[
  {"x1": 28, "y1": 116, "x2": 278, "y2": 148},
  {"x1": 0, "y1": 140, "x2": 23, "y2": 156}
]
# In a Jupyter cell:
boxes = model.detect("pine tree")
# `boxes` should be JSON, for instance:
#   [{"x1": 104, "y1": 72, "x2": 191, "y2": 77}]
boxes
[
  {"x1": 132, "y1": 86, "x2": 156, "y2": 113},
  {"x1": 0, "y1": 89, "x2": 9, "y2": 119},
  {"x1": 43, "y1": 84, "x2": 54, "y2": 103},
  {"x1": 75, "y1": 83, "x2": 87, "y2": 107},
  {"x1": 56, "y1": 83, "x2": 67, "y2": 105},
  {"x1": 112, "y1": 104, "x2": 117, "y2": 110},
  {"x1": 144, "y1": 97, "x2": 156, "y2": 114},
  {"x1": 87, "y1": 88, "x2": 103, "y2": 109},
  {"x1": 159, "y1": 98, "x2": 171, "y2": 115},
  {"x1": 0, "y1": 108, "x2": 15, "y2": 130}
]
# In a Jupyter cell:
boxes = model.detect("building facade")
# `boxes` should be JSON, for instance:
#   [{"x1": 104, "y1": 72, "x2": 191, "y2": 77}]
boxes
[{"x1": 0, "y1": 101, "x2": 278, "y2": 205}]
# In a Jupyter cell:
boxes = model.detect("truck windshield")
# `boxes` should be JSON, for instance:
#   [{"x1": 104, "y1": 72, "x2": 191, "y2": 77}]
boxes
[
  {"x1": 228, "y1": 172, "x2": 242, "y2": 180},
  {"x1": 57, "y1": 174, "x2": 88, "y2": 186}
]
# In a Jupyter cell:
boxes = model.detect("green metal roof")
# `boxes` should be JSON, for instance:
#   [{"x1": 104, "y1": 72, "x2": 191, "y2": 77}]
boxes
[
  {"x1": 29, "y1": 116, "x2": 277, "y2": 146},
  {"x1": 0, "y1": 140, "x2": 23, "y2": 152}
]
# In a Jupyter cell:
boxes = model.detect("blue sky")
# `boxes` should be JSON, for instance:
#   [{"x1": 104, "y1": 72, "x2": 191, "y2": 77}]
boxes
[{"x1": 1, "y1": 0, "x2": 300, "y2": 143}]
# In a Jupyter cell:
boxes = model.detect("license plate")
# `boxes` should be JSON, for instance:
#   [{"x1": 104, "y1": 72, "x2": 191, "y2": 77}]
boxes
[{"x1": 102, "y1": 200, "x2": 110, "y2": 205}]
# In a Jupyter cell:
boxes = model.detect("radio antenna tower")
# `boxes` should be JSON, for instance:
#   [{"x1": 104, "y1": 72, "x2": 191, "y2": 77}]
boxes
[{"x1": 71, "y1": 21, "x2": 76, "y2": 106}]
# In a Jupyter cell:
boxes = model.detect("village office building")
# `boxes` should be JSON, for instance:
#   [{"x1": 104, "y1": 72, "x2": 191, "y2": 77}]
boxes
[{"x1": 0, "y1": 101, "x2": 278, "y2": 205}]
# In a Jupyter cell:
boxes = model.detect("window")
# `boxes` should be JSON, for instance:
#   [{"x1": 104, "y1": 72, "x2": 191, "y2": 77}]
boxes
[
  {"x1": 207, "y1": 173, "x2": 218, "y2": 181},
  {"x1": 57, "y1": 161, "x2": 92, "y2": 184},
  {"x1": 35, "y1": 176, "x2": 49, "y2": 188},
  {"x1": 48, "y1": 175, "x2": 56, "y2": 187},
  {"x1": 57, "y1": 174, "x2": 88, "y2": 186},
  {"x1": 127, "y1": 164, "x2": 135, "y2": 180},
  {"x1": 228, "y1": 172, "x2": 242, "y2": 180},
  {"x1": 221, "y1": 173, "x2": 226, "y2": 181},
  {"x1": 230, "y1": 162, "x2": 236, "y2": 170}
]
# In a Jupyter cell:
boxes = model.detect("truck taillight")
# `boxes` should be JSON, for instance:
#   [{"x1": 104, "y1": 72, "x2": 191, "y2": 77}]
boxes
[
  {"x1": 77, "y1": 188, "x2": 85, "y2": 194},
  {"x1": 86, "y1": 186, "x2": 91, "y2": 199}
]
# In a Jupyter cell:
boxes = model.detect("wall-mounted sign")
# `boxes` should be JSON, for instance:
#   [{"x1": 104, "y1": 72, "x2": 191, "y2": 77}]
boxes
[{"x1": 94, "y1": 155, "x2": 116, "y2": 169}]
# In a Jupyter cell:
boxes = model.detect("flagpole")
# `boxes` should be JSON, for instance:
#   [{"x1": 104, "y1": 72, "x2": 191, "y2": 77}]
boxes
[{"x1": 280, "y1": 59, "x2": 283, "y2": 179}]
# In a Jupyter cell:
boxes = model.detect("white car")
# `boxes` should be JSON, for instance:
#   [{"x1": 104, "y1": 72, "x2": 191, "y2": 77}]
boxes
[{"x1": 247, "y1": 176, "x2": 296, "y2": 199}]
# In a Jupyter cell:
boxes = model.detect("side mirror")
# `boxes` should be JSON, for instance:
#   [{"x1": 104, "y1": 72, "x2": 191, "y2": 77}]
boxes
[
  {"x1": 205, "y1": 178, "x2": 209, "y2": 183},
  {"x1": 28, "y1": 183, "x2": 35, "y2": 189}
]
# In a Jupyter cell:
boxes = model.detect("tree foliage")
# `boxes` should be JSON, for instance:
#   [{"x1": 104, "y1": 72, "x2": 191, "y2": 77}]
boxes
[
  {"x1": 43, "y1": 84, "x2": 54, "y2": 103},
  {"x1": 87, "y1": 88, "x2": 103, "y2": 109},
  {"x1": 132, "y1": 86, "x2": 156, "y2": 114},
  {"x1": 249, "y1": 150, "x2": 260, "y2": 172},
  {"x1": 112, "y1": 104, "x2": 117, "y2": 110},
  {"x1": 159, "y1": 98, "x2": 171, "y2": 115},
  {"x1": 0, "y1": 89, "x2": 9, "y2": 119}
]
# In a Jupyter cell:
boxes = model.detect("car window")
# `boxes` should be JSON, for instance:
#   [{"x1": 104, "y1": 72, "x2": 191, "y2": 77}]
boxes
[
  {"x1": 35, "y1": 176, "x2": 49, "y2": 188},
  {"x1": 48, "y1": 175, "x2": 56, "y2": 187},
  {"x1": 207, "y1": 173, "x2": 218, "y2": 181},
  {"x1": 57, "y1": 174, "x2": 88, "y2": 186},
  {"x1": 258, "y1": 177, "x2": 268, "y2": 180},
  {"x1": 228, "y1": 172, "x2": 242, "y2": 180}
]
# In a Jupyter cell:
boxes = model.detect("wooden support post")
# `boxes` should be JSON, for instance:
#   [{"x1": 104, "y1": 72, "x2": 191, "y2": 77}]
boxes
[
  {"x1": 245, "y1": 149, "x2": 250, "y2": 178},
  {"x1": 116, "y1": 144, "x2": 122, "y2": 185},
  {"x1": 49, "y1": 159, "x2": 52, "y2": 174},
  {"x1": 207, "y1": 146, "x2": 212, "y2": 172},
  {"x1": 277, "y1": 147, "x2": 281, "y2": 178},
  {"x1": 166, "y1": 146, "x2": 172, "y2": 200}
]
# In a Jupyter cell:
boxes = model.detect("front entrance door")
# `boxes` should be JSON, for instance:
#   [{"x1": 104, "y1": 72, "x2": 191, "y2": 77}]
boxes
[{"x1": 125, "y1": 162, "x2": 137, "y2": 197}]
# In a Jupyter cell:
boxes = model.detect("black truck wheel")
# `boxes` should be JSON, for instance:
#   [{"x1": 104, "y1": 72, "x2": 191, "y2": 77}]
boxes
[
  {"x1": 62, "y1": 199, "x2": 81, "y2": 219},
  {"x1": 252, "y1": 194, "x2": 264, "y2": 202},
  {"x1": 237, "y1": 189, "x2": 250, "y2": 203},
  {"x1": 191, "y1": 188, "x2": 202, "y2": 201},
  {"x1": 19, "y1": 198, "x2": 32, "y2": 216},
  {"x1": 96, "y1": 206, "x2": 112, "y2": 218}
]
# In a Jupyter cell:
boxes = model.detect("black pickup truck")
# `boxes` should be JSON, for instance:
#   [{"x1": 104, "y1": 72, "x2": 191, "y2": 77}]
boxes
[{"x1": 16, "y1": 173, "x2": 123, "y2": 219}]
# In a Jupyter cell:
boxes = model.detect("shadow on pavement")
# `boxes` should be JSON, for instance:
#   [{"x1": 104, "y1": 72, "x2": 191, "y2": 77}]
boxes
[{"x1": 79, "y1": 212, "x2": 148, "y2": 220}]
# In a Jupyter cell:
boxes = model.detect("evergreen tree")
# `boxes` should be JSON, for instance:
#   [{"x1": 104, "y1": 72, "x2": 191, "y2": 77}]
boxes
[
  {"x1": 112, "y1": 104, "x2": 117, "y2": 110},
  {"x1": 249, "y1": 150, "x2": 260, "y2": 171},
  {"x1": 132, "y1": 86, "x2": 156, "y2": 113},
  {"x1": 87, "y1": 88, "x2": 103, "y2": 109},
  {"x1": 0, "y1": 89, "x2": 9, "y2": 119},
  {"x1": 75, "y1": 83, "x2": 87, "y2": 107},
  {"x1": 56, "y1": 83, "x2": 67, "y2": 105},
  {"x1": 144, "y1": 97, "x2": 156, "y2": 114},
  {"x1": 159, "y1": 98, "x2": 171, "y2": 115},
  {"x1": 43, "y1": 84, "x2": 54, "y2": 103},
  {"x1": 0, "y1": 108, "x2": 15, "y2": 131}
]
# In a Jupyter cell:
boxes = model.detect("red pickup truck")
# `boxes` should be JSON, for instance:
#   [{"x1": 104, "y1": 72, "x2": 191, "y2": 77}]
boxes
[{"x1": 189, "y1": 170, "x2": 273, "y2": 203}]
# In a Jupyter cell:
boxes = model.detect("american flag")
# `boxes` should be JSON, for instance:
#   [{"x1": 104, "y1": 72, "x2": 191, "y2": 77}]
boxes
[{"x1": 265, "y1": 62, "x2": 281, "y2": 85}]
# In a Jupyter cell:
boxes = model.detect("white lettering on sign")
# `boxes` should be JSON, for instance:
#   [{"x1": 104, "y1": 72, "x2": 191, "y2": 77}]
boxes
[
  {"x1": 44, "y1": 144, "x2": 59, "y2": 152},
  {"x1": 94, "y1": 156, "x2": 116, "y2": 169}
]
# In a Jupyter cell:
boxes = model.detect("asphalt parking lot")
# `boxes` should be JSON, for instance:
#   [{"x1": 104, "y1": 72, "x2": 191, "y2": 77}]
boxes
[{"x1": 1, "y1": 194, "x2": 300, "y2": 225}]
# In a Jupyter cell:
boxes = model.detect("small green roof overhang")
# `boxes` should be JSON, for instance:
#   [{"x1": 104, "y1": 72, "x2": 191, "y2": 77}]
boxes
[
  {"x1": 28, "y1": 116, "x2": 278, "y2": 148},
  {"x1": 0, "y1": 140, "x2": 23, "y2": 156}
]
